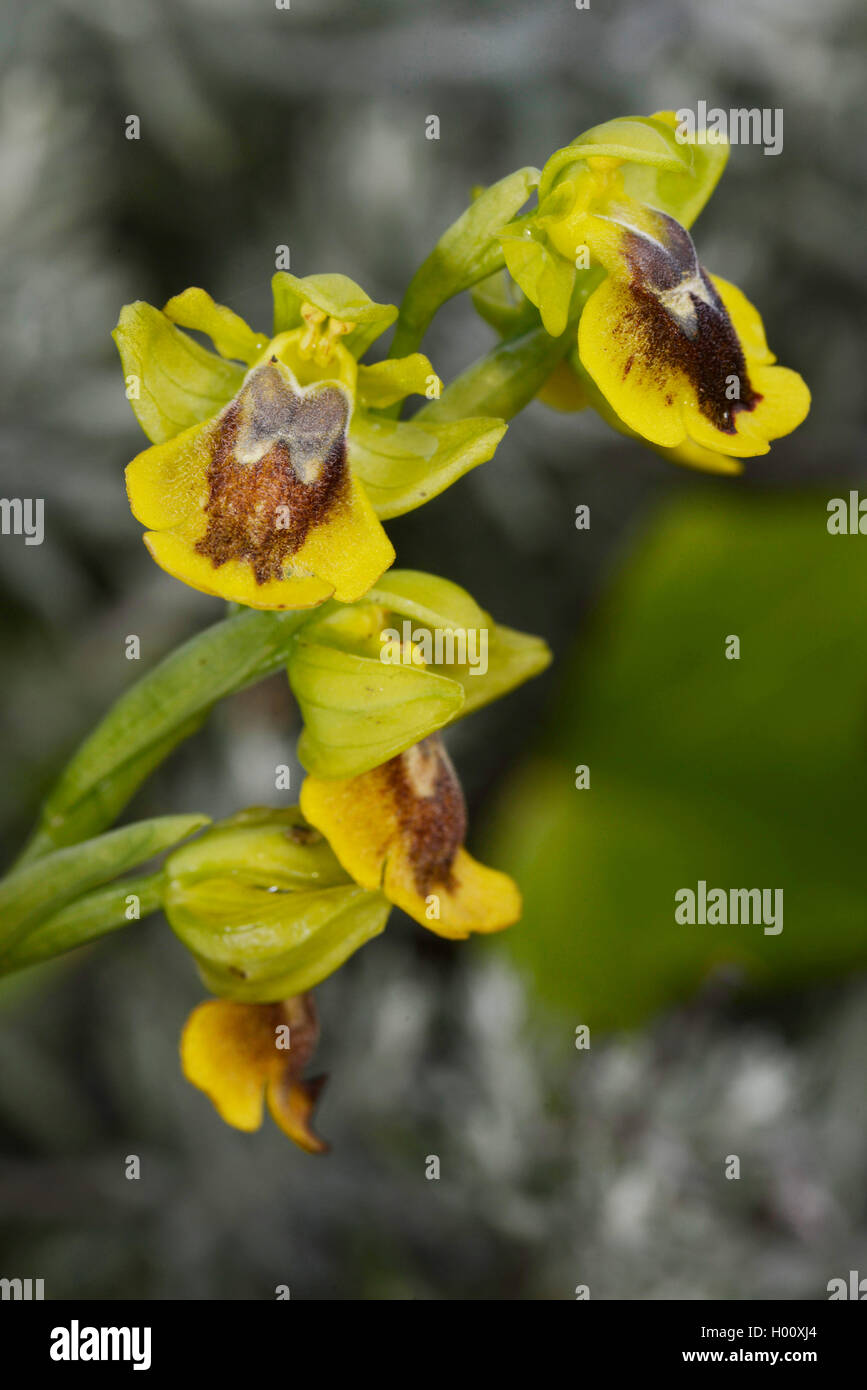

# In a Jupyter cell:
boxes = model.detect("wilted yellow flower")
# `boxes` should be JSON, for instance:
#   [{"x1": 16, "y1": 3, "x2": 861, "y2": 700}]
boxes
[{"x1": 181, "y1": 992, "x2": 328, "y2": 1152}]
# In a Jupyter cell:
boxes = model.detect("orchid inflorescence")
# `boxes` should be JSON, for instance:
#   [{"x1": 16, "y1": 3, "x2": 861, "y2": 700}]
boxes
[{"x1": 0, "y1": 112, "x2": 809, "y2": 1151}]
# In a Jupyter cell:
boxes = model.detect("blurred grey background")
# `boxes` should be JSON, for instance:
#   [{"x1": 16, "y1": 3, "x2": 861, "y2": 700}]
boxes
[{"x1": 1, "y1": 0, "x2": 866, "y2": 1299}]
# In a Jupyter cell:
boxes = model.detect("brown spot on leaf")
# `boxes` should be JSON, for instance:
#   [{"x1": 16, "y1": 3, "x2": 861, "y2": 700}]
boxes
[
  {"x1": 195, "y1": 362, "x2": 351, "y2": 584},
  {"x1": 384, "y1": 735, "x2": 467, "y2": 895}
]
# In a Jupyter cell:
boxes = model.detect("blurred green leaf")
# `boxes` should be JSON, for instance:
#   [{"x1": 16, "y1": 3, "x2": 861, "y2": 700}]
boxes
[
  {"x1": 0, "y1": 817, "x2": 207, "y2": 963},
  {"x1": 17, "y1": 608, "x2": 311, "y2": 863},
  {"x1": 492, "y1": 494, "x2": 867, "y2": 1030},
  {"x1": 2, "y1": 872, "x2": 164, "y2": 973}
]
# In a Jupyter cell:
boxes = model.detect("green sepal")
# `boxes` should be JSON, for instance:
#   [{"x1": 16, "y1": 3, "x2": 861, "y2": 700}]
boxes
[
  {"x1": 540, "y1": 114, "x2": 729, "y2": 230},
  {"x1": 162, "y1": 287, "x2": 269, "y2": 365},
  {"x1": 17, "y1": 608, "x2": 312, "y2": 864},
  {"x1": 290, "y1": 572, "x2": 551, "y2": 778},
  {"x1": 389, "y1": 166, "x2": 540, "y2": 359},
  {"x1": 113, "y1": 302, "x2": 243, "y2": 445},
  {"x1": 289, "y1": 611, "x2": 465, "y2": 778},
  {"x1": 163, "y1": 807, "x2": 390, "y2": 1002},
  {"x1": 356, "y1": 354, "x2": 437, "y2": 408},
  {"x1": 366, "y1": 571, "x2": 552, "y2": 719},
  {"x1": 0, "y1": 816, "x2": 208, "y2": 964},
  {"x1": 1, "y1": 872, "x2": 164, "y2": 974},
  {"x1": 349, "y1": 411, "x2": 506, "y2": 519},
  {"x1": 271, "y1": 271, "x2": 397, "y2": 358}
]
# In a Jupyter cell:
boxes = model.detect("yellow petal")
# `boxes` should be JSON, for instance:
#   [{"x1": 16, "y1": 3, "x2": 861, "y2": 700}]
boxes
[
  {"x1": 578, "y1": 263, "x2": 810, "y2": 459},
  {"x1": 180, "y1": 999, "x2": 282, "y2": 1132},
  {"x1": 536, "y1": 359, "x2": 591, "y2": 413},
  {"x1": 291, "y1": 471, "x2": 395, "y2": 603},
  {"x1": 578, "y1": 275, "x2": 690, "y2": 448},
  {"x1": 126, "y1": 420, "x2": 212, "y2": 531},
  {"x1": 144, "y1": 530, "x2": 335, "y2": 609},
  {"x1": 163, "y1": 288, "x2": 269, "y2": 365},
  {"x1": 384, "y1": 845, "x2": 521, "y2": 941}
]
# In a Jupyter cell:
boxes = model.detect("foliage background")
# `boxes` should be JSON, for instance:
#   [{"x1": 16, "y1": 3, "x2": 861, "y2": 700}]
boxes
[{"x1": 1, "y1": 0, "x2": 865, "y2": 1299}]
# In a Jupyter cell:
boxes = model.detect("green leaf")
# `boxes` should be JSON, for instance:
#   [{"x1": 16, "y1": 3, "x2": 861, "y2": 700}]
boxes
[
  {"x1": 162, "y1": 287, "x2": 269, "y2": 365},
  {"x1": 271, "y1": 271, "x2": 397, "y2": 358},
  {"x1": 389, "y1": 167, "x2": 540, "y2": 359},
  {"x1": 491, "y1": 494, "x2": 867, "y2": 1031},
  {"x1": 1, "y1": 873, "x2": 164, "y2": 973},
  {"x1": 17, "y1": 608, "x2": 312, "y2": 864},
  {"x1": 0, "y1": 817, "x2": 207, "y2": 963},
  {"x1": 349, "y1": 410, "x2": 506, "y2": 519},
  {"x1": 289, "y1": 625, "x2": 465, "y2": 778},
  {"x1": 163, "y1": 808, "x2": 390, "y2": 1001},
  {"x1": 113, "y1": 302, "x2": 243, "y2": 445}
]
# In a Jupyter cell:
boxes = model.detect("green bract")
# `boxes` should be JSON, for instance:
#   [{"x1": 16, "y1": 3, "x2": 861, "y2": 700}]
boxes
[
  {"x1": 288, "y1": 571, "x2": 551, "y2": 779},
  {"x1": 163, "y1": 808, "x2": 390, "y2": 1002},
  {"x1": 538, "y1": 112, "x2": 729, "y2": 229},
  {"x1": 389, "y1": 166, "x2": 540, "y2": 361}
]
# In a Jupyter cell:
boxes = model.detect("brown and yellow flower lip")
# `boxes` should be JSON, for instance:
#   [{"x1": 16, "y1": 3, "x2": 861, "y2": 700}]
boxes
[
  {"x1": 299, "y1": 734, "x2": 522, "y2": 941},
  {"x1": 180, "y1": 990, "x2": 330, "y2": 1153},
  {"x1": 614, "y1": 208, "x2": 761, "y2": 435},
  {"x1": 383, "y1": 738, "x2": 468, "y2": 896},
  {"x1": 195, "y1": 359, "x2": 352, "y2": 585}
]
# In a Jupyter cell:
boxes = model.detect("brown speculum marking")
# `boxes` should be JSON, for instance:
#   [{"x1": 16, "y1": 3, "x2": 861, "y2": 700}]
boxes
[
  {"x1": 195, "y1": 361, "x2": 351, "y2": 583},
  {"x1": 384, "y1": 736, "x2": 467, "y2": 895},
  {"x1": 618, "y1": 209, "x2": 762, "y2": 433}
]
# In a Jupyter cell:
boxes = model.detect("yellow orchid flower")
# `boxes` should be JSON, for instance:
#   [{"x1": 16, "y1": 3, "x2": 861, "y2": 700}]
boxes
[
  {"x1": 500, "y1": 113, "x2": 810, "y2": 464},
  {"x1": 300, "y1": 733, "x2": 521, "y2": 941},
  {"x1": 181, "y1": 991, "x2": 329, "y2": 1152},
  {"x1": 114, "y1": 274, "x2": 506, "y2": 610},
  {"x1": 569, "y1": 204, "x2": 810, "y2": 460}
]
